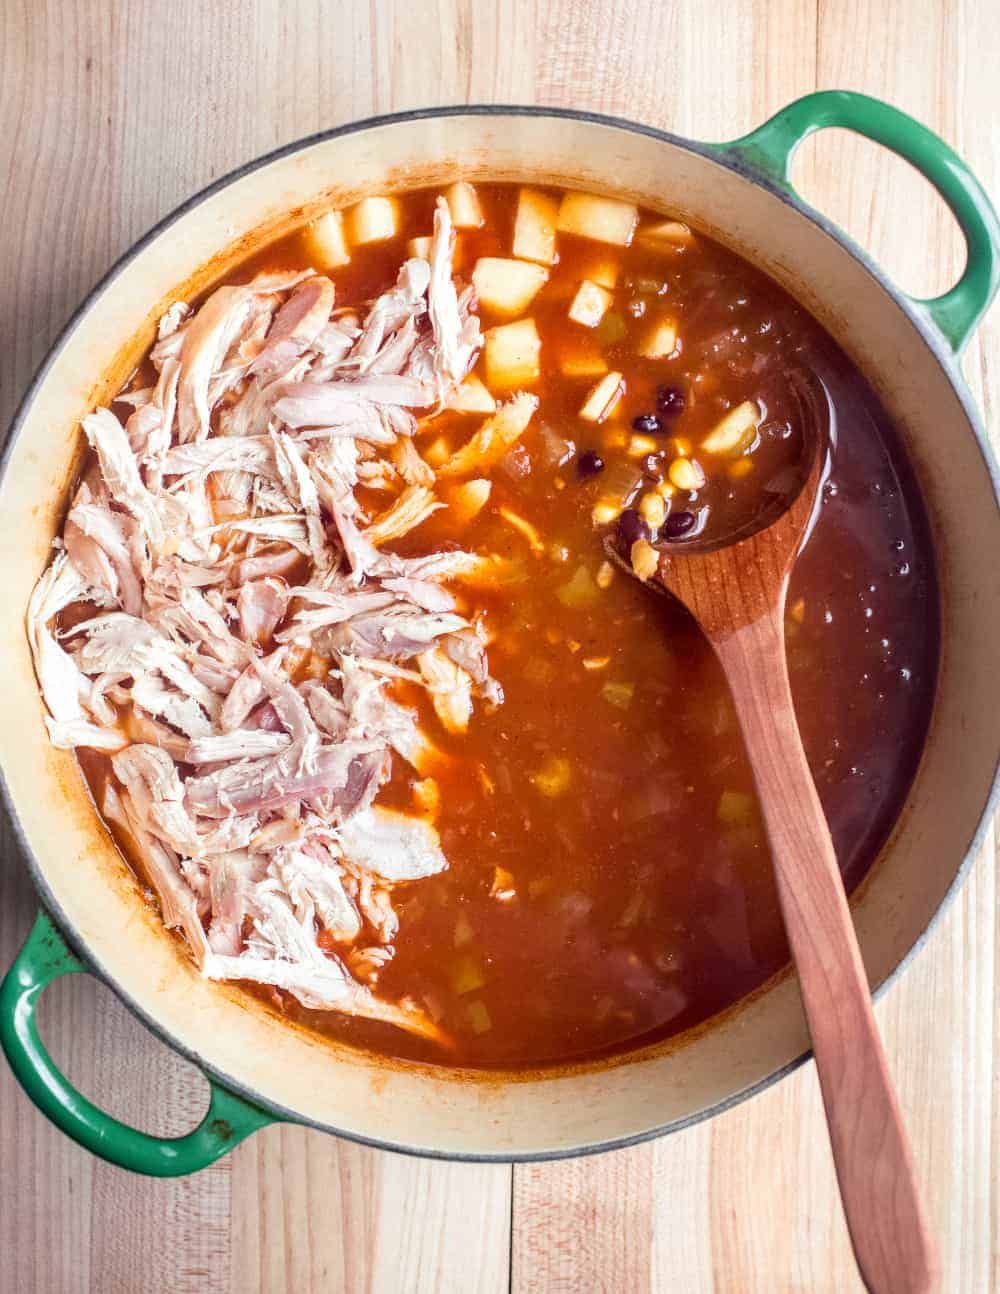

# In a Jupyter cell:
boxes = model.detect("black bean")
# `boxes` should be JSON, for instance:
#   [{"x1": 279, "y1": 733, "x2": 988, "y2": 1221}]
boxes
[
  {"x1": 617, "y1": 508, "x2": 650, "y2": 548},
  {"x1": 576, "y1": 449, "x2": 605, "y2": 479},
  {"x1": 664, "y1": 510, "x2": 696, "y2": 539},
  {"x1": 631, "y1": 412, "x2": 662, "y2": 434},
  {"x1": 656, "y1": 385, "x2": 686, "y2": 417}
]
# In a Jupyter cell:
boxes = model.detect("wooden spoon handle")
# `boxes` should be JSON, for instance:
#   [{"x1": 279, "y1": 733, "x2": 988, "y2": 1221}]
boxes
[{"x1": 715, "y1": 608, "x2": 940, "y2": 1294}]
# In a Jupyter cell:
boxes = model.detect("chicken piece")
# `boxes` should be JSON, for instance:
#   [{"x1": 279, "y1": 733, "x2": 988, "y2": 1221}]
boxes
[
  {"x1": 250, "y1": 276, "x2": 335, "y2": 381},
  {"x1": 337, "y1": 805, "x2": 447, "y2": 883},
  {"x1": 176, "y1": 285, "x2": 254, "y2": 442},
  {"x1": 237, "y1": 577, "x2": 289, "y2": 644},
  {"x1": 365, "y1": 485, "x2": 443, "y2": 546},
  {"x1": 417, "y1": 647, "x2": 473, "y2": 734}
]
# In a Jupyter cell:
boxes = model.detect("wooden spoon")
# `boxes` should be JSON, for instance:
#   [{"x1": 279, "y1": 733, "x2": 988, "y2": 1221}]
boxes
[{"x1": 624, "y1": 375, "x2": 940, "y2": 1294}]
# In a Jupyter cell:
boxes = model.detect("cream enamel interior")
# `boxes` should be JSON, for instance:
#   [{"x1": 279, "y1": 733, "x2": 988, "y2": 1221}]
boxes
[{"x1": 1, "y1": 112, "x2": 997, "y2": 1158}]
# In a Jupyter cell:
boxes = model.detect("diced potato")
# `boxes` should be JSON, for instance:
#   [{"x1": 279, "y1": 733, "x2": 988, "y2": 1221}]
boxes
[
  {"x1": 559, "y1": 345, "x2": 609, "y2": 379},
  {"x1": 579, "y1": 254, "x2": 620, "y2": 289},
  {"x1": 568, "y1": 279, "x2": 614, "y2": 328},
  {"x1": 408, "y1": 234, "x2": 433, "y2": 259},
  {"x1": 556, "y1": 192, "x2": 638, "y2": 246},
  {"x1": 423, "y1": 435, "x2": 452, "y2": 468},
  {"x1": 637, "y1": 219, "x2": 694, "y2": 250},
  {"x1": 638, "y1": 316, "x2": 679, "y2": 359},
  {"x1": 442, "y1": 478, "x2": 492, "y2": 525},
  {"x1": 483, "y1": 319, "x2": 542, "y2": 390},
  {"x1": 513, "y1": 187, "x2": 560, "y2": 264},
  {"x1": 302, "y1": 210, "x2": 351, "y2": 269},
  {"x1": 448, "y1": 373, "x2": 496, "y2": 415},
  {"x1": 701, "y1": 400, "x2": 761, "y2": 456},
  {"x1": 437, "y1": 392, "x2": 539, "y2": 477},
  {"x1": 445, "y1": 180, "x2": 484, "y2": 229},
  {"x1": 348, "y1": 196, "x2": 399, "y2": 245},
  {"x1": 472, "y1": 258, "x2": 548, "y2": 316},
  {"x1": 579, "y1": 371, "x2": 625, "y2": 423}
]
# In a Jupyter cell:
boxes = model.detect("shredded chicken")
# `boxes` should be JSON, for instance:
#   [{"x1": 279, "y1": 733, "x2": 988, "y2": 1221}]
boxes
[{"x1": 26, "y1": 202, "x2": 526, "y2": 1047}]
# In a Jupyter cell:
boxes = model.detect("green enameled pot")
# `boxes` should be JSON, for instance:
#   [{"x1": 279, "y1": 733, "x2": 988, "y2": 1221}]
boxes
[{"x1": 1, "y1": 91, "x2": 998, "y2": 1175}]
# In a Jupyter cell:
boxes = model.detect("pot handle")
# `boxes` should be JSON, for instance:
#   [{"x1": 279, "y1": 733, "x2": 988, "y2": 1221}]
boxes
[
  {"x1": 715, "y1": 89, "x2": 1000, "y2": 355},
  {"x1": 0, "y1": 910, "x2": 275, "y2": 1176}
]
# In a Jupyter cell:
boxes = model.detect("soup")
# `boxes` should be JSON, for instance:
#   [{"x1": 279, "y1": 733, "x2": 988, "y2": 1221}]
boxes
[{"x1": 27, "y1": 181, "x2": 937, "y2": 1068}]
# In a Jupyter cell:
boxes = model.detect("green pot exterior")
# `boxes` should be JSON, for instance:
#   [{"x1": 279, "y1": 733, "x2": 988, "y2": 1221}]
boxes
[
  {"x1": 712, "y1": 89, "x2": 1000, "y2": 355},
  {"x1": 0, "y1": 911, "x2": 275, "y2": 1176}
]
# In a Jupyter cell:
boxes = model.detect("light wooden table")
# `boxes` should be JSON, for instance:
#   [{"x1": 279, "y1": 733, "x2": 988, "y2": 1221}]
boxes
[{"x1": 1, "y1": 2, "x2": 996, "y2": 1290}]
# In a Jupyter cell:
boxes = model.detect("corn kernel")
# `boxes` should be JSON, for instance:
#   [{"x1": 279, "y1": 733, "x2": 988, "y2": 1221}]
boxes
[
  {"x1": 630, "y1": 538, "x2": 659, "y2": 581},
  {"x1": 639, "y1": 491, "x2": 667, "y2": 528},
  {"x1": 582, "y1": 655, "x2": 611, "y2": 670},
  {"x1": 628, "y1": 433, "x2": 659, "y2": 457},
  {"x1": 595, "y1": 559, "x2": 615, "y2": 589},
  {"x1": 592, "y1": 501, "x2": 622, "y2": 525},
  {"x1": 655, "y1": 480, "x2": 676, "y2": 499},
  {"x1": 668, "y1": 457, "x2": 706, "y2": 491}
]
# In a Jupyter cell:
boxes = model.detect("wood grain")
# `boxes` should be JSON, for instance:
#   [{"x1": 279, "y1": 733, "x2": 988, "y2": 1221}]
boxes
[{"x1": 0, "y1": 1, "x2": 996, "y2": 1291}]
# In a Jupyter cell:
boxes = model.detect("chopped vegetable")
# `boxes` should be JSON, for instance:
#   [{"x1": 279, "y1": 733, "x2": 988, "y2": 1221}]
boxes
[
  {"x1": 638, "y1": 316, "x2": 679, "y2": 359},
  {"x1": 556, "y1": 192, "x2": 638, "y2": 246},
  {"x1": 466, "y1": 1000, "x2": 493, "y2": 1034},
  {"x1": 594, "y1": 310, "x2": 627, "y2": 347},
  {"x1": 602, "y1": 680, "x2": 635, "y2": 709},
  {"x1": 595, "y1": 559, "x2": 615, "y2": 589},
  {"x1": 530, "y1": 754, "x2": 572, "y2": 796},
  {"x1": 637, "y1": 219, "x2": 694, "y2": 250},
  {"x1": 630, "y1": 538, "x2": 659, "y2": 581},
  {"x1": 472, "y1": 258, "x2": 549, "y2": 316},
  {"x1": 437, "y1": 392, "x2": 539, "y2": 477},
  {"x1": 513, "y1": 187, "x2": 560, "y2": 264},
  {"x1": 445, "y1": 180, "x2": 484, "y2": 229},
  {"x1": 555, "y1": 564, "x2": 600, "y2": 609},
  {"x1": 408, "y1": 234, "x2": 432, "y2": 259},
  {"x1": 454, "y1": 912, "x2": 474, "y2": 948},
  {"x1": 452, "y1": 955, "x2": 486, "y2": 995},
  {"x1": 568, "y1": 280, "x2": 614, "y2": 328},
  {"x1": 717, "y1": 789, "x2": 755, "y2": 826},
  {"x1": 491, "y1": 866, "x2": 516, "y2": 900},
  {"x1": 579, "y1": 371, "x2": 625, "y2": 422},
  {"x1": 639, "y1": 490, "x2": 667, "y2": 528},
  {"x1": 668, "y1": 457, "x2": 706, "y2": 491},
  {"x1": 701, "y1": 400, "x2": 761, "y2": 456},
  {"x1": 483, "y1": 319, "x2": 542, "y2": 389},
  {"x1": 582, "y1": 655, "x2": 611, "y2": 670},
  {"x1": 442, "y1": 477, "x2": 492, "y2": 526},
  {"x1": 412, "y1": 777, "x2": 441, "y2": 819},
  {"x1": 348, "y1": 195, "x2": 399, "y2": 245},
  {"x1": 448, "y1": 373, "x2": 496, "y2": 414},
  {"x1": 301, "y1": 210, "x2": 351, "y2": 268}
]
